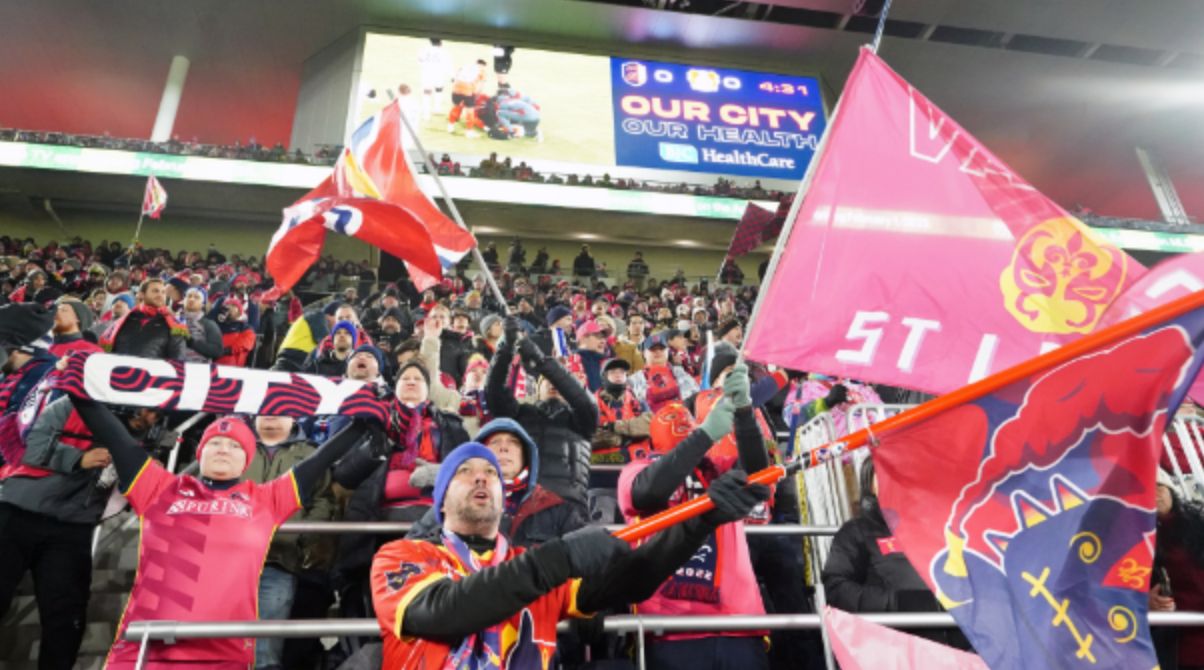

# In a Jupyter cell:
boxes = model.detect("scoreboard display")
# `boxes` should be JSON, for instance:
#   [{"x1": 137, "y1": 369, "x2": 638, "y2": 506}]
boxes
[{"x1": 610, "y1": 58, "x2": 826, "y2": 180}]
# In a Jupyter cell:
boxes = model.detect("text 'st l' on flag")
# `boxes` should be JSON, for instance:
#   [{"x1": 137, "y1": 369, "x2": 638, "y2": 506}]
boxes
[
  {"x1": 744, "y1": 47, "x2": 1145, "y2": 395},
  {"x1": 870, "y1": 292, "x2": 1204, "y2": 669}
]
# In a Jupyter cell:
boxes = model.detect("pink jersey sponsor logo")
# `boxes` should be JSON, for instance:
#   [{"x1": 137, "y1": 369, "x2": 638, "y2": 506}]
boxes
[{"x1": 166, "y1": 497, "x2": 252, "y2": 518}]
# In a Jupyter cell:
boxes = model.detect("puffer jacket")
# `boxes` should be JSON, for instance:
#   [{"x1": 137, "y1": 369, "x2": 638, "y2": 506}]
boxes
[
  {"x1": 406, "y1": 417, "x2": 588, "y2": 546},
  {"x1": 111, "y1": 310, "x2": 186, "y2": 360},
  {"x1": 242, "y1": 427, "x2": 338, "y2": 574},
  {"x1": 485, "y1": 342, "x2": 597, "y2": 512},
  {"x1": 822, "y1": 495, "x2": 968, "y2": 648},
  {"x1": 0, "y1": 396, "x2": 112, "y2": 524}
]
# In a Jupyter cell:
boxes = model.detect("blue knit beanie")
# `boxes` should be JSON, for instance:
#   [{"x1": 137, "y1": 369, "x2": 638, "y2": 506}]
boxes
[{"x1": 433, "y1": 442, "x2": 503, "y2": 525}]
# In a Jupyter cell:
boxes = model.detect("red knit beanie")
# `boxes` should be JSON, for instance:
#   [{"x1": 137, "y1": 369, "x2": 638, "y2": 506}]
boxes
[{"x1": 196, "y1": 416, "x2": 256, "y2": 474}]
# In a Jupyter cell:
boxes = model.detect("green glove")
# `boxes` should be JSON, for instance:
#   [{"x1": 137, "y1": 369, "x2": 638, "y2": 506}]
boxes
[
  {"x1": 723, "y1": 363, "x2": 751, "y2": 408},
  {"x1": 700, "y1": 398, "x2": 736, "y2": 441}
]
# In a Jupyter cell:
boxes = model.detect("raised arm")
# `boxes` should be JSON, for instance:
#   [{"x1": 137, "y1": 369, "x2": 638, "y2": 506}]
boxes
[
  {"x1": 68, "y1": 396, "x2": 150, "y2": 488},
  {"x1": 517, "y1": 338, "x2": 598, "y2": 435},
  {"x1": 484, "y1": 318, "x2": 522, "y2": 419}
]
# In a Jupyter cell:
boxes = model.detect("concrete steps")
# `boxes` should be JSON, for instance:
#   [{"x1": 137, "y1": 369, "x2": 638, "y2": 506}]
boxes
[{"x1": 0, "y1": 514, "x2": 138, "y2": 669}]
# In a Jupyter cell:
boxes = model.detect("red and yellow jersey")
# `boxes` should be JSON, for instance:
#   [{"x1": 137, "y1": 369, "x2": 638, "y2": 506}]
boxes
[
  {"x1": 372, "y1": 538, "x2": 587, "y2": 669},
  {"x1": 107, "y1": 460, "x2": 302, "y2": 667}
]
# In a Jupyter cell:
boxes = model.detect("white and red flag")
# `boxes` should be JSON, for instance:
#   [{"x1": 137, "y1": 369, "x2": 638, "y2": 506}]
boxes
[
  {"x1": 267, "y1": 100, "x2": 475, "y2": 292},
  {"x1": 141, "y1": 175, "x2": 168, "y2": 219}
]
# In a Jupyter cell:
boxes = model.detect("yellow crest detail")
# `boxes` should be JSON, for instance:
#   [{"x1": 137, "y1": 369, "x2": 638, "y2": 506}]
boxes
[{"x1": 1000, "y1": 218, "x2": 1127, "y2": 334}]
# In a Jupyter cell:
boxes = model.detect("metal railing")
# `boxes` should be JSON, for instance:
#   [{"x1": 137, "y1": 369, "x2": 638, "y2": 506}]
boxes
[
  {"x1": 275, "y1": 521, "x2": 840, "y2": 536},
  {"x1": 123, "y1": 612, "x2": 1204, "y2": 670}
]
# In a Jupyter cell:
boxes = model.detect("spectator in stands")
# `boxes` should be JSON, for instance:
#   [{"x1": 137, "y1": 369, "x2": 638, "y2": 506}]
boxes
[
  {"x1": 64, "y1": 394, "x2": 368, "y2": 669},
  {"x1": 407, "y1": 417, "x2": 587, "y2": 545},
  {"x1": 628, "y1": 332, "x2": 700, "y2": 412},
  {"x1": 572, "y1": 244, "x2": 596, "y2": 279},
  {"x1": 101, "y1": 277, "x2": 187, "y2": 359},
  {"x1": 427, "y1": 304, "x2": 471, "y2": 386},
  {"x1": 627, "y1": 251, "x2": 651, "y2": 290},
  {"x1": 1152, "y1": 472, "x2": 1204, "y2": 669},
  {"x1": 823, "y1": 457, "x2": 967, "y2": 649},
  {"x1": 530, "y1": 245, "x2": 549, "y2": 274},
  {"x1": 613, "y1": 311, "x2": 647, "y2": 372},
  {"x1": 486, "y1": 318, "x2": 598, "y2": 514},
  {"x1": 371, "y1": 439, "x2": 767, "y2": 668},
  {"x1": 246, "y1": 415, "x2": 338, "y2": 670},
  {"x1": 592, "y1": 358, "x2": 652, "y2": 464},
  {"x1": 213, "y1": 296, "x2": 258, "y2": 367},
  {"x1": 273, "y1": 302, "x2": 342, "y2": 371},
  {"x1": 305, "y1": 320, "x2": 357, "y2": 376},
  {"x1": 720, "y1": 258, "x2": 745, "y2": 285},
  {"x1": 177, "y1": 287, "x2": 223, "y2": 363},
  {"x1": 574, "y1": 319, "x2": 609, "y2": 392},
  {"x1": 532, "y1": 304, "x2": 573, "y2": 356},
  {"x1": 481, "y1": 241, "x2": 500, "y2": 270},
  {"x1": 419, "y1": 316, "x2": 465, "y2": 416},
  {"x1": 49, "y1": 298, "x2": 100, "y2": 356},
  {"x1": 329, "y1": 360, "x2": 468, "y2": 658},
  {"x1": 618, "y1": 366, "x2": 774, "y2": 669},
  {"x1": 507, "y1": 237, "x2": 527, "y2": 273}
]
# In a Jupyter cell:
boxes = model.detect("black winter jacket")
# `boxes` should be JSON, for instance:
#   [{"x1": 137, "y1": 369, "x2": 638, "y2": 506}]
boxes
[
  {"x1": 822, "y1": 496, "x2": 969, "y2": 648},
  {"x1": 485, "y1": 345, "x2": 598, "y2": 512},
  {"x1": 111, "y1": 311, "x2": 186, "y2": 360}
]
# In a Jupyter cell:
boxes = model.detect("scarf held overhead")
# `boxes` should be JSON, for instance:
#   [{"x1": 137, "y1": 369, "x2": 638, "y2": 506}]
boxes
[{"x1": 54, "y1": 352, "x2": 389, "y2": 422}]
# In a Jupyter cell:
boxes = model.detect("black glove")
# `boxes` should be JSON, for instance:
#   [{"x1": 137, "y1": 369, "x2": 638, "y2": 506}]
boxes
[
  {"x1": 561, "y1": 526, "x2": 630, "y2": 579},
  {"x1": 824, "y1": 383, "x2": 849, "y2": 408},
  {"x1": 503, "y1": 316, "x2": 522, "y2": 350},
  {"x1": 517, "y1": 336, "x2": 546, "y2": 366},
  {"x1": 702, "y1": 470, "x2": 771, "y2": 526}
]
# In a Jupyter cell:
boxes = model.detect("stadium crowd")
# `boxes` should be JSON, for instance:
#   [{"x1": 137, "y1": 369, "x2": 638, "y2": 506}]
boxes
[
  {"x1": 0, "y1": 128, "x2": 788, "y2": 203},
  {"x1": 0, "y1": 233, "x2": 1201, "y2": 670}
]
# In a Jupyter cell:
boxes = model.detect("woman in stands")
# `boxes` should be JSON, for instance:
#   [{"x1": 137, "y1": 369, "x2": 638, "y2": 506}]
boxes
[{"x1": 65, "y1": 393, "x2": 372, "y2": 669}]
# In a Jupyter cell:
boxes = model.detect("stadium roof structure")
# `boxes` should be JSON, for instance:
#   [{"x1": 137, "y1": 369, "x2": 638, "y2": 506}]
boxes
[{"x1": 1, "y1": 0, "x2": 1202, "y2": 221}]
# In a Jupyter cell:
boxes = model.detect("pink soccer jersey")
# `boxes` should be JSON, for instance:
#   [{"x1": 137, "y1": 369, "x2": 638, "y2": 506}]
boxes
[{"x1": 105, "y1": 459, "x2": 302, "y2": 667}]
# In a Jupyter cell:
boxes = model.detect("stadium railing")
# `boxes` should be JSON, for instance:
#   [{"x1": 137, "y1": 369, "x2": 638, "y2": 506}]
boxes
[{"x1": 122, "y1": 611, "x2": 1204, "y2": 670}]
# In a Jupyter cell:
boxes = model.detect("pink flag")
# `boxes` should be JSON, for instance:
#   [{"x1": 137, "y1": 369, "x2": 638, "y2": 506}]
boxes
[
  {"x1": 825, "y1": 607, "x2": 988, "y2": 670},
  {"x1": 745, "y1": 48, "x2": 1145, "y2": 394}
]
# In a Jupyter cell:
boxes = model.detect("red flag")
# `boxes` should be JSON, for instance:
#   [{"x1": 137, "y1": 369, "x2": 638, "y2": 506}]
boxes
[
  {"x1": 745, "y1": 48, "x2": 1143, "y2": 394},
  {"x1": 141, "y1": 175, "x2": 167, "y2": 219},
  {"x1": 825, "y1": 607, "x2": 988, "y2": 670},
  {"x1": 724, "y1": 202, "x2": 784, "y2": 260},
  {"x1": 266, "y1": 100, "x2": 475, "y2": 292},
  {"x1": 868, "y1": 293, "x2": 1204, "y2": 668}
]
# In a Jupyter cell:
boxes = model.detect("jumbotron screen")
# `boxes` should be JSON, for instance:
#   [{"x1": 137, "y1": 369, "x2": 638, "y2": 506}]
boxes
[{"x1": 356, "y1": 33, "x2": 827, "y2": 181}]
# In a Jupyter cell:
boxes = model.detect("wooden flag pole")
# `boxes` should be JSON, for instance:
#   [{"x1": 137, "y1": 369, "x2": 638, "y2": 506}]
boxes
[{"x1": 617, "y1": 287, "x2": 1204, "y2": 543}]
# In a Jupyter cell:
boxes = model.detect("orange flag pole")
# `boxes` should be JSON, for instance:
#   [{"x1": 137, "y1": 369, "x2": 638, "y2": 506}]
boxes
[{"x1": 616, "y1": 287, "x2": 1204, "y2": 544}]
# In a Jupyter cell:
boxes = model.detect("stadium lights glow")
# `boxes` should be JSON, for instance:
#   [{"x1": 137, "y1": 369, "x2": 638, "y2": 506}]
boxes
[{"x1": 576, "y1": 233, "x2": 599, "y2": 240}]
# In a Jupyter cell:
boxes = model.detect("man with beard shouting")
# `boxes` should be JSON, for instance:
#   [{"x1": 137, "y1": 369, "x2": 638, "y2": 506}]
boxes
[{"x1": 370, "y1": 429, "x2": 769, "y2": 668}]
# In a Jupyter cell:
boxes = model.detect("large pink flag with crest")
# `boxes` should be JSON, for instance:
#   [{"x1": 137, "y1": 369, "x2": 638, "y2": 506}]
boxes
[{"x1": 744, "y1": 48, "x2": 1145, "y2": 394}]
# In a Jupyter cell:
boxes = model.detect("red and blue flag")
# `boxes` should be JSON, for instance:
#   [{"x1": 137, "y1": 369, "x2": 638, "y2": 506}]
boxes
[
  {"x1": 872, "y1": 293, "x2": 1204, "y2": 668},
  {"x1": 267, "y1": 100, "x2": 475, "y2": 292}
]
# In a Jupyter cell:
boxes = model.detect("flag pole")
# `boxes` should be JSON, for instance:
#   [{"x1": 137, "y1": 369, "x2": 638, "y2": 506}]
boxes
[
  {"x1": 617, "y1": 287, "x2": 1204, "y2": 543},
  {"x1": 391, "y1": 98, "x2": 510, "y2": 311},
  {"x1": 869, "y1": 0, "x2": 895, "y2": 54}
]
